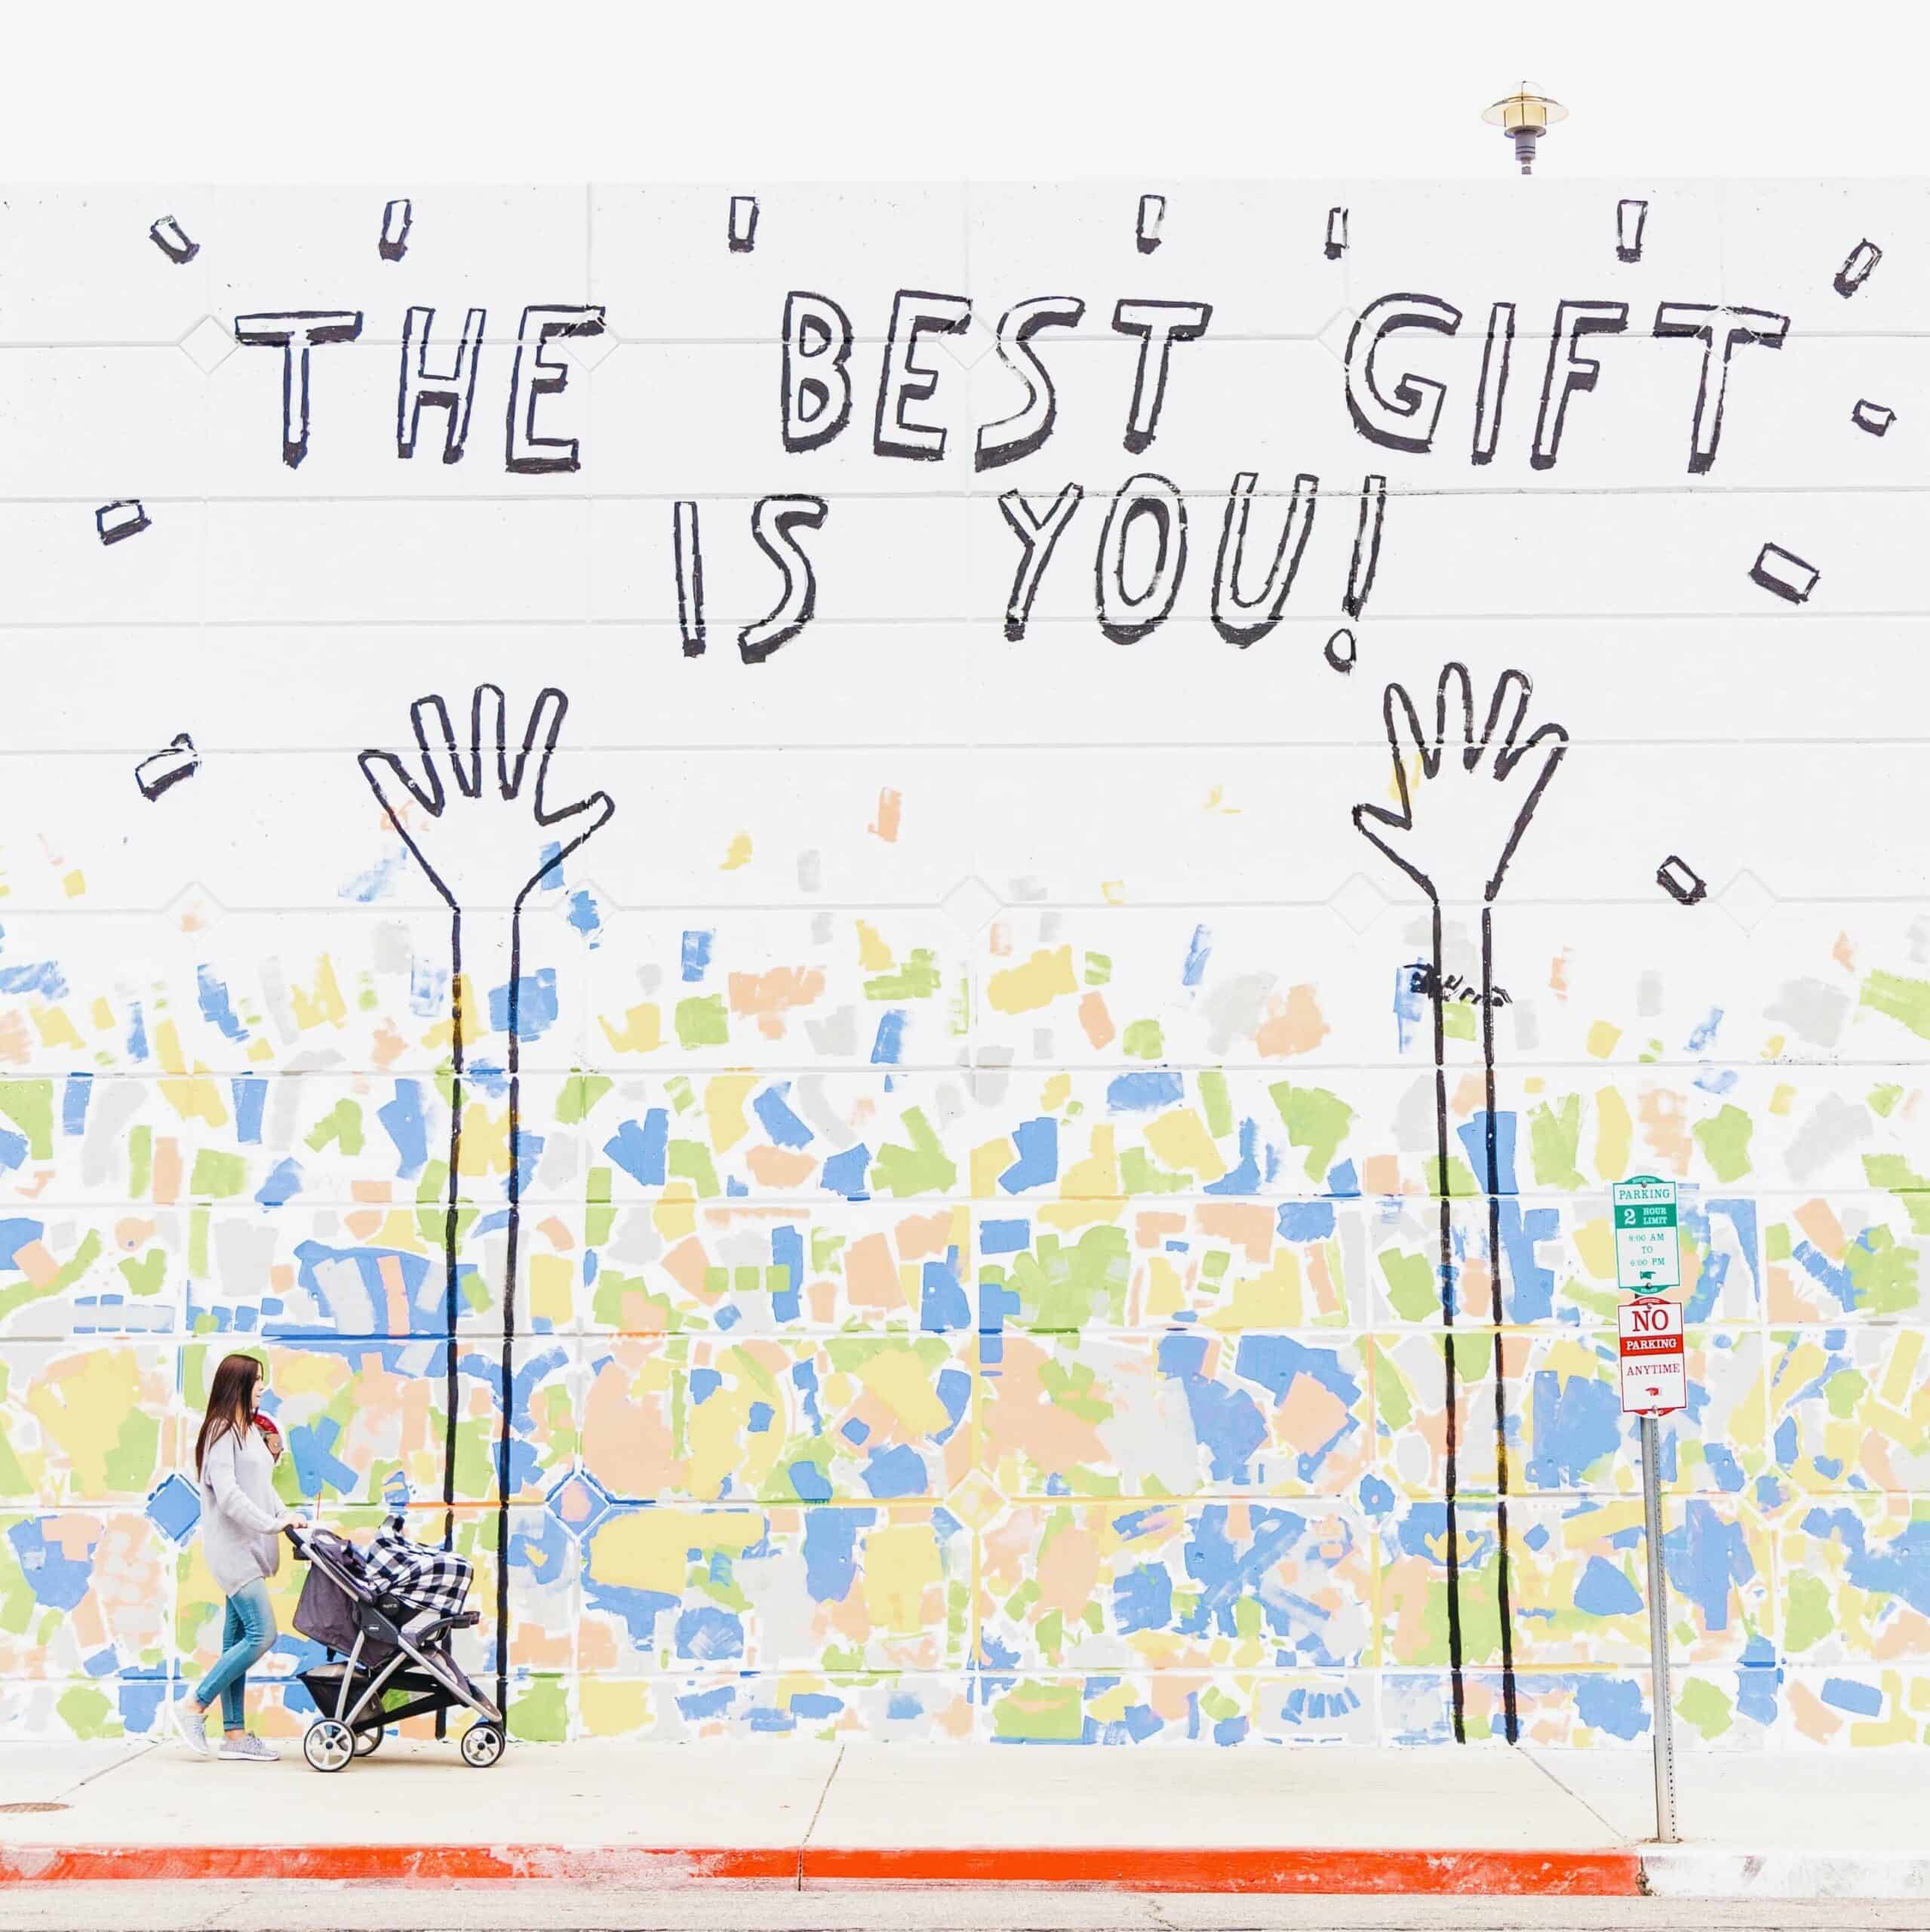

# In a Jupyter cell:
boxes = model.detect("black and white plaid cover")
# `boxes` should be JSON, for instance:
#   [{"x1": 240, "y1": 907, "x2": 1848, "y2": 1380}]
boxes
[{"x1": 363, "y1": 1514, "x2": 473, "y2": 1619}]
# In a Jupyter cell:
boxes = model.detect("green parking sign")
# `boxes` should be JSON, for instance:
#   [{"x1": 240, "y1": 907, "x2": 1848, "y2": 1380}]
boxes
[{"x1": 1612, "y1": 1175, "x2": 1680, "y2": 1292}]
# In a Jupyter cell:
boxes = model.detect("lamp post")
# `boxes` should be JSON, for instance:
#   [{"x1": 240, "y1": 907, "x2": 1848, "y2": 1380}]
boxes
[{"x1": 1483, "y1": 85, "x2": 1568, "y2": 174}]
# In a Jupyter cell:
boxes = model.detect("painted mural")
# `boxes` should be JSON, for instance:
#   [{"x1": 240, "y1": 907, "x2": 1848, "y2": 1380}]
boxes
[{"x1": 2, "y1": 182, "x2": 1928, "y2": 1749}]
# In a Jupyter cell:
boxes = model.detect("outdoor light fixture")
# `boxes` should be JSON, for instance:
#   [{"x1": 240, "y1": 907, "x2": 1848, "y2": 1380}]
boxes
[{"x1": 1483, "y1": 85, "x2": 1567, "y2": 174}]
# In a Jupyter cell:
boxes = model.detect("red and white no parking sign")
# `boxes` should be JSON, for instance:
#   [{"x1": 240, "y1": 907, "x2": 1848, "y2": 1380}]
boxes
[{"x1": 1618, "y1": 1296, "x2": 1686, "y2": 1416}]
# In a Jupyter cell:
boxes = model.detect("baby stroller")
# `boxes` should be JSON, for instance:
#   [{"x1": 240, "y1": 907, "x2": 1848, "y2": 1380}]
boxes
[{"x1": 285, "y1": 1518, "x2": 506, "y2": 1772}]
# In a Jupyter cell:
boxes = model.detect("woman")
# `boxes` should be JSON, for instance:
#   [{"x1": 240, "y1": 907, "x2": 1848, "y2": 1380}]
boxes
[{"x1": 176, "y1": 1352, "x2": 300, "y2": 1761}]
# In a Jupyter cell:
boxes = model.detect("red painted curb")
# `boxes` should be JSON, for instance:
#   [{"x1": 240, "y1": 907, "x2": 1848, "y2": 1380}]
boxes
[
  {"x1": 803, "y1": 1847, "x2": 1642, "y2": 1894},
  {"x1": 0, "y1": 1846, "x2": 799, "y2": 1884},
  {"x1": 0, "y1": 1843, "x2": 1643, "y2": 1894}
]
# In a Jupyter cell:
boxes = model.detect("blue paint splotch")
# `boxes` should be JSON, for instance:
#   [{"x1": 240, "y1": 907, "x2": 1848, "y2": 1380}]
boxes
[
  {"x1": 1108, "y1": 1070, "x2": 1184, "y2": 1114},
  {"x1": 752, "y1": 1084, "x2": 813, "y2": 1150},
  {"x1": 195, "y1": 966, "x2": 249, "y2": 1043},
  {"x1": 488, "y1": 969, "x2": 558, "y2": 1040},
  {"x1": 1000, "y1": 1117, "x2": 1058, "y2": 1193},
  {"x1": 604, "y1": 1111, "x2": 669, "y2": 1188},
  {"x1": 567, "y1": 888, "x2": 603, "y2": 946},
  {"x1": 870, "y1": 1009, "x2": 906, "y2": 1066},
  {"x1": 1182, "y1": 924, "x2": 1212, "y2": 989},
  {"x1": 1524, "y1": 1368, "x2": 1621, "y2": 1490}
]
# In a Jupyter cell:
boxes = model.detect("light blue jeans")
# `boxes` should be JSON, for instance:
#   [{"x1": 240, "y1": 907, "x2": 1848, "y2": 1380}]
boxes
[{"x1": 194, "y1": 1580, "x2": 275, "y2": 1731}]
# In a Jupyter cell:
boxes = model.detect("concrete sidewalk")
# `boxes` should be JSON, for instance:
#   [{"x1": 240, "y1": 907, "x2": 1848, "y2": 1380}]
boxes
[{"x1": 2, "y1": 1740, "x2": 1927, "y2": 1897}]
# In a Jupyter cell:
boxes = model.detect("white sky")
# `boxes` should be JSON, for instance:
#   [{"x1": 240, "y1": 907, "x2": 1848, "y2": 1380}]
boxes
[{"x1": 6, "y1": 0, "x2": 1924, "y2": 182}]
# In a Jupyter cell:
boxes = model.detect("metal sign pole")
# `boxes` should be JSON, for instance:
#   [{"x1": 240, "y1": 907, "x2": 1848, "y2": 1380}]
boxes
[{"x1": 1641, "y1": 1412, "x2": 1678, "y2": 1844}]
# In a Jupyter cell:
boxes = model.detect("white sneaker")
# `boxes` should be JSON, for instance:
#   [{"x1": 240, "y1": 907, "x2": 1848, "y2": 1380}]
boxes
[
  {"x1": 217, "y1": 1734, "x2": 278, "y2": 1763},
  {"x1": 176, "y1": 1704, "x2": 212, "y2": 1758}
]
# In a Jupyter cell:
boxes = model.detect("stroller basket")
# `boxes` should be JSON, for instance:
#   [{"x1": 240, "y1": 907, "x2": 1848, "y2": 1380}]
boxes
[{"x1": 286, "y1": 1521, "x2": 505, "y2": 1773}]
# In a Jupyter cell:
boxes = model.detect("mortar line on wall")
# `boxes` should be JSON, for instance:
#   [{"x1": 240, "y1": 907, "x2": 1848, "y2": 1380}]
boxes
[{"x1": 19, "y1": 611, "x2": 1930, "y2": 631}]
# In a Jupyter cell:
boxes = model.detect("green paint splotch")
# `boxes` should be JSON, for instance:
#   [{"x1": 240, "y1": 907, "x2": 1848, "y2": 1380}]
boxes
[
  {"x1": 1861, "y1": 970, "x2": 1930, "y2": 1041},
  {"x1": 1530, "y1": 1095, "x2": 1585, "y2": 1190},
  {"x1": 0, "y1": 1081, "x2": 54, "y2": 1159},
  {"x1": 991, "y1": 1678, "x2": 1083, "y2": 1741},
  {"x1": 1692, "y1": 1105, "x2": 1753, "y2": 1183},
  {"x1": 1268, "y1": 1083, "x2": 1354, "y2": 1183},
  {"x1": 873, "y1": 1108, "x2": 956, "y2": 1197}
]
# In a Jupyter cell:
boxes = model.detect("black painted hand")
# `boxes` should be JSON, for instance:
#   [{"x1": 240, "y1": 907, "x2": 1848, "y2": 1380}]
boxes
[
  {"x1": 359, "y1": 685, "x2": 614, "y2": 912},
  {"x1": 1353, "y1": 663, "x2": 1567, "y2": 906}
]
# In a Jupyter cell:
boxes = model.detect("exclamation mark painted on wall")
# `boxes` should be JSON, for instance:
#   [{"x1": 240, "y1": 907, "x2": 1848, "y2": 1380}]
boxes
[
  {"x1": 1343, "y1": 475, "x2": 1388, "y2": 619},
  {"x1": 1616, "y1": 198, "x2": 1648, "y2": 263},
  {"x1": 675, "y1": 500, "x2": 705, "y2": 656}
]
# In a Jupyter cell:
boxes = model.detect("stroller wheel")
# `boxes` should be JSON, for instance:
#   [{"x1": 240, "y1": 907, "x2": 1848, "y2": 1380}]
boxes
[
  {"x1": 303, "y1": 1718, "x2": 355, "y2": 1773},
  {"x1": 352, "y1": 1724, "x2": 383, "y2": 1757},
  {"x1": 459, "y1": 1721, "x2": 505, "y2": 1768}
]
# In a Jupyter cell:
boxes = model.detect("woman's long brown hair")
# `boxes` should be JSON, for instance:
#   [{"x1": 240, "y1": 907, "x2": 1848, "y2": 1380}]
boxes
[{"x1": 195, "y1": 1352, "x2": 263, "y2": 1478}]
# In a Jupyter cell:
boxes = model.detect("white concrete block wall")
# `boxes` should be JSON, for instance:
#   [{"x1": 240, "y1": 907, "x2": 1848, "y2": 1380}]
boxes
[{"x1": 0, "y1": 182, "x2": 1923, "y2": 1749}]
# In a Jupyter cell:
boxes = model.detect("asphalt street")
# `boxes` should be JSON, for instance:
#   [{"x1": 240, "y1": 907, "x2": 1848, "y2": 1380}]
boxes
[{"x1": 6, "y1": 1888, "x2": 1930, "y2": 1932}]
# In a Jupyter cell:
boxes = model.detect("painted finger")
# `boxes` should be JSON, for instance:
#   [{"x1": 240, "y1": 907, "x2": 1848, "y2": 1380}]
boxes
[
  {"x1": 1480, "y1": 669, "x2": 1533, "y2": 772},
  {"x1": 472, "y1": 684, "x2": 508, "y2": 798},
  {"x1": 1381, "y1": 681, "x2": 1431, "y2": 789},
  {"x1": 410, "y1": 694, "x2": 471, "y2": 799},
  {"x1": 358, "y1": 745, "x2": 438, "y2": 823},
  {"x1": 1495, "y1": 713, "x2": 1569, "y2": 782},
  {"x1": 1485, "y1": 726, "x2": 1569, "y2": 900},
  {"x1": 537, "y1": 787, "x2": 616, "y2": 842},
  {"x1": 1437, "y1": 662, "x2": 1476, "y2": 768},
  {"x1": 507, "y1": 687, "x2": 570, "y2": 801}
]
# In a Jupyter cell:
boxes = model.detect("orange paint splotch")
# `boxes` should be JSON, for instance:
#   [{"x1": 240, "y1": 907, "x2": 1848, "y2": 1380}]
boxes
[
  {"x1": 847, "y1": 1232, "x2": 902, "y2": 1309},
  {"x1": 114, "y1": 1217, "x2": 156, "y2": 1252},
  {"x1": 12, "y1": 1239, "x2": 58, "y2": 1288},
  {"x1": 1833, "y1": 931, "x2": 1858, "y2": 974},
  {"x1": 1255, "y1": 984, "x2": 1330, "y2": 1057},
  {"x1": 371, "y1": 1020, "x2": 408, "y2": 1069},
  {"x1": 1794, "y1": 1198, "x2": 1845, "y2": 1260},
  {"x1": 868, "y1": 787, "x2": 902, "y2": 843},
  {"x1": 380, "y1": 1254, "x2": 411, "y2": 1331},
  {"x1": 1361, "y1": 1152, "x2": 1405, "y2": 1197},
  {"x1": 1451, "y1": 1073, "x2": 1486, "y2": 1118},
  {"x1": 746, "y1": 1143, "x2": 818, "y2": 1188},
  {"x1": 1196, "y1": 1201, "x2": 1274, "y2": 1263},
  {"x1": 537, "y1": 1216, "x2": 574, "y2": 1252},
  {"x1": 984, "y1": 1336, "x2": 1109, "y2": 1472},
  {"x1": 728, "y1": 965, "x2": 825, "y2": 1039},
  {"x1": 1787, "y1": 1678, "x2": 1845, "y2": 1743},
  {"x1": 1077, "y1": 991, "x2": 1115, "y2": 1050},
  {"x1": 352, "y1": 1180, "x2": 392, "y2": 1204},
  {"x1": 0, "y1": 1011, "x2": 31, "y2": 1065},
  {"x1": 1549, "y1": 949, "x2": 1572, "y2": 1001},
  {"x1": 152, "y1": 1137, "x2": 183, "y2": 1205},
  {"x1": 1034, "y1": 1522, "x2": 1102, "y2": 1618},
  {"x1": 894, "y1": 1209, "x2": 957, "y2": 1262},
  {"x1": 1637, "y1": 1090, "x2": 1693, "y2": 1173},
  {"x1": 1276, "y1": 1374, "x2": 1348, "y2": 1454},
  {"x1": 662, "y1": 1237, "x2": 713, "y2": 1298},
  {"x1": 1134, "y1": 1210, "x2": 1186, "y2": 1251}
]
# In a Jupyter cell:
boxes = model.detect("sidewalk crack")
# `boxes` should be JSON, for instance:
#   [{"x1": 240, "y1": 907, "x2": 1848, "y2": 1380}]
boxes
[
  {"x1": 796, "y1": 1743, "x2": 845, "y2": 1890},
  {"x1": 1520, "y1": 1745, "x2": 1630, "y2": 1844},
  {"x1": 56, "y1": 1739, "x2": 162, "y2": 1800}
]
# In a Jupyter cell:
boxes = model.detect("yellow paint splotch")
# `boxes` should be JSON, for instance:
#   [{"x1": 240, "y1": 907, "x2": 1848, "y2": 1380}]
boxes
[{"x1": 988, "y1": 946, "x2": 1076, "y2": 1014}]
